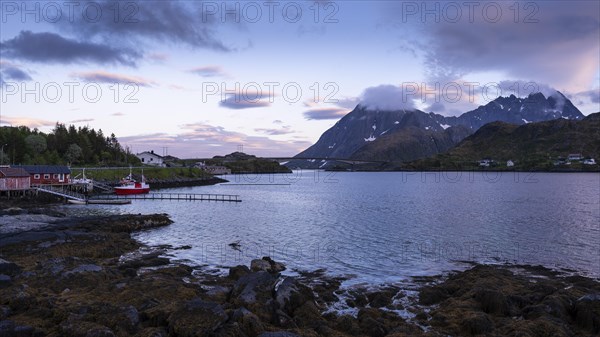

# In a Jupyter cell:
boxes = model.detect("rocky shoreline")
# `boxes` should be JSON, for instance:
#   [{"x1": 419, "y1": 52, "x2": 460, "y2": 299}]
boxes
[{"x1": 1, "y1": 208, "x2": 599, "y2": 336}]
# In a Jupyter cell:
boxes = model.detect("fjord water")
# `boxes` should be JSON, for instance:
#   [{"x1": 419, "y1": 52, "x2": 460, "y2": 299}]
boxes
[{"x1": 92, "y1": 172, "x2": 600, "y2": 283}]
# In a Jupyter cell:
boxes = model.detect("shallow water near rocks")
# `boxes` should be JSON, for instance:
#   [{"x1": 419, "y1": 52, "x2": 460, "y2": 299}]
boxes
[{"x1": 66, "y1": 171, "x2": 600, "y2": 286}]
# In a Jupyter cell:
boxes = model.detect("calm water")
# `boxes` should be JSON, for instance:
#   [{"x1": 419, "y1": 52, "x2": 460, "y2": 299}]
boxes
[{"x1": 73, "y1": 171, "x2": 600, "y2": 284}]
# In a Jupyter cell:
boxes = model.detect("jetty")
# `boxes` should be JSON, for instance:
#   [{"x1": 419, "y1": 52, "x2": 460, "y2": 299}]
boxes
[{"x1": 91, "y1": 192, "x2": 241, "y2": 202}]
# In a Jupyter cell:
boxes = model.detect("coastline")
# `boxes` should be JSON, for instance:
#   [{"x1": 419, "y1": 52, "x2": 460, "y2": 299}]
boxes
[{"x1": 1, "y1": 207, "x2": 599, "y2": 336}]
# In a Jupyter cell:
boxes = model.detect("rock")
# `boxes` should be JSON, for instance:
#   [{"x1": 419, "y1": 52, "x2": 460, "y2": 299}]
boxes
[
  {"x1": 250, "y1": 257, "x2": 286, "y2": 274},
  {"x1": 229, "y1": 265, "x2": 250, "y2": 280},
  {"x1": 232, "y1": 271, "x2": 277, "y2": 304},
  {"x1": 0, "y1": 306, "x2": 11, "y2": 320},
  {"x1": 251, "y1": 259, "x2": 271, "y2": 272},
  {"x1": 168, "y1": 298, "x2": 228, "y2": 336},
  {"x1": 0, "y1": 258, "x2": 20, "y2": 276},
  {"x1": 262, "y1": 256, "x2": 286, "y2": 273},
  {"x1": 418, "y1": 286, "x2": 448, "y2": 305},
  {"x1": 473, "y1": 288, "x2": 510, "y2": 316},
  {"x1": 0, "y1": 275, "x2": 11, "y2": 288},
  {"x1": 334, "y1": 315, "x2": 361, "y2": 335},
  {"x1": 257, "y1": 332, "x2": 301, "y2": 337},
  {"x1": 64, "y1": 264, "x2": 103, "y2": 276},
  {"x1": 460, "y1": 312, "x2": 494, "y2": 336},
  {"x1": 60, "y1": 318, "x2": 116, "y2": 337},
  {"x1": 574, "y1": 297, "x2": 600, "y2": 333},
  {"x1": 274, "y1": 277, "x2": 314, "y2": 316},
  {"x1": 231, "y1": 307, "x2": 265, "y2": 336},
  {"x1": 367, "y1": 289, "x2": 396, "y2": 308}
]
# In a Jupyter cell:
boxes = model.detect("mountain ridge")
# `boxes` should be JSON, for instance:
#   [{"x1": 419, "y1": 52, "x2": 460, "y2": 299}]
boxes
[{"x1": 291, "y1": 91, "x2": 584, "y2": 168}]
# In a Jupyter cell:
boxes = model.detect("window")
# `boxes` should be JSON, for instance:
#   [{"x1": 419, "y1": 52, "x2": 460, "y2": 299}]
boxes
[
  {"x1": 44, "y1": 174, "x2": 50, "y2": 179},
  {"x1": 34, "y1": 174, "x2": 40, "y2": 179},
  {"x1": 142, "y1": 158, "x2": 145, "y2": 162},
  {"x1": 53, "y1": 174, "x2": 59, "y2": 179}
]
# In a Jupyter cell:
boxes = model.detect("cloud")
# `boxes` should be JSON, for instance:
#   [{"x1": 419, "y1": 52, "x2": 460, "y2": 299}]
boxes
[
  {"x1": 254, "y1": 126, "x2": 294, "y2": 135},
  {"x1": 575, "y1": 89, "x2": 600, "y2": 104},
  {"x1": 387, "y1": 1, "x2": 600, "y2": 93},
  {"x1": 303, "y1": 107, "x2": 348, "y2": 120},
  {"x1": 273, "y1": 120, "x2": 283, "y2": 124},
  {"x1": 0, "y1": 61, "x2": 32, "y2": 81},
  {"x1": 55, "y1": 1, "x2": 231, "y2": 52},
  {"x1": 71, "y1": 71, "x2": 156, "y2": 87},
  {"x1": 1, "y1": 31, "x2": 140, "y2": 66},
  {"x1": 111, "y1": 112, "x2": 125, "y2": 116},
  {"x1": 359, "y1": 85, "x2": 416, "y2": 111},
  {"x1": 0, "y1": 115, "x2": 56, "y2": 128},
  {"x1": 70, "y1": 118, "x2": 95, "y2": 123},
  {"x1": 119, "y1": 122, "x2": 311, "y2": 157},
  {"x1": 188, "y1": 66, "x2": 228, "y2": 78},
  {"x1": 219, "y1": 96, "x2": 271, "y2": 109}
]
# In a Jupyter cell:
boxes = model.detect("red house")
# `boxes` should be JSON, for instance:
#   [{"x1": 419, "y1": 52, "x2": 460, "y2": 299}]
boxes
[
  {"x1": 0, "y1": 167, "x2": 31, "y2": 191},
  {"x1": 13, "y1": 165, "x2": 71, "y2": 185}
]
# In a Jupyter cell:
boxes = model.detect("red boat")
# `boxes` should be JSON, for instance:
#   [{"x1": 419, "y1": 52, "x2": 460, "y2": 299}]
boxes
[{"x1": 114, "y1": 170, "x2": 150, "y2": 195}]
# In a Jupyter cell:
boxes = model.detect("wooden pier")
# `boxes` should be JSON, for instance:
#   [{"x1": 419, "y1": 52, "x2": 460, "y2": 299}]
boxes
[{"x1": 91, "y1": 192, "x2": 241, "y2": 202}]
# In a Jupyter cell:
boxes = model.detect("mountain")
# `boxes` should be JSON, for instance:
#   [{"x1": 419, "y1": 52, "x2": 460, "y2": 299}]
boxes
[
  {"x1": 291, "y1": 91, "x2": 584, "y2": 168},
  {"x1": 350, "y1": 124, "x2": 471, "y2": 163},
  {"x1": 404, "y1": 113, "x2": 600, "y2": 171},
  {"x1": 446, "y1": 91, "x2": 583, "y2": 130}
]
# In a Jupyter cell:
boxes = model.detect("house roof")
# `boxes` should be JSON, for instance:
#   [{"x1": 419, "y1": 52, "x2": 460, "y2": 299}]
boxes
[
  {"x1": 137, "y1": 151, "x2": 163, "y2": 159},
  {"x1": 0, "y1": 167, "x2": 30, "y2": 178},
  {"x1": 13, "y1": 165, "x2": 71, "y2": 174}
]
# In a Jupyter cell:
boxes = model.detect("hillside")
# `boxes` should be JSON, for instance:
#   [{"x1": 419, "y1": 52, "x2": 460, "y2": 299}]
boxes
[
  {"x1": 403, "y1": 113, "x2": 600, "y2": 171},
  {"x1": 350, "y1": 125, "x2": 471, "y2": 163},
  {"x1": 203, "y1": 152, "x2": 291, "y2": 174}
]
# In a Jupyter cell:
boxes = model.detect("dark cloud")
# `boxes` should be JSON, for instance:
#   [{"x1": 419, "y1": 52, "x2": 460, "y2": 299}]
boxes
[
  {"x1": 303, "y1": 107, "x2": 348, "y2": 120},
  {"x1": 385, "y1": 1, "x2": 599, "y2": 91},
  {"x1": 1, "y1": 31, "x2": 140, "y2": 66},
  {"x1": 56, "y1": 1, "x2": 231, "y2": 52},
  {"x1": 219, "y1": 96, "x2": 271, "y2": 109},
  {"x1": 0, "y1": 62, "x2": 32, "y2": 81}
]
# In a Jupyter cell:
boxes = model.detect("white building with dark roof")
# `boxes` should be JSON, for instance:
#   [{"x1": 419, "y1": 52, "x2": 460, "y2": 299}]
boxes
[{"x1": 137, "y1": 151, "x2": 165, "y2": 167}]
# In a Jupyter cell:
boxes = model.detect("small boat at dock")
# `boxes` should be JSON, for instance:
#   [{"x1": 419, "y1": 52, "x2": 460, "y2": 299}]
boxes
[{"x1": 114, "y1": 169, "x2": 150, "y2": 195}]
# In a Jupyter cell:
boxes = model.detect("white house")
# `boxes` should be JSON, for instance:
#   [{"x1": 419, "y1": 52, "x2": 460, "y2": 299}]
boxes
[
  {"x1": 506, "y1": 160, "x2": 515, "y2": 167},
  {"x1": 583, "y1": 158, "x2": 596, "y2": 165},
  {"x1": 137, "y1": 151, "x2": 165, "y2": 167}
]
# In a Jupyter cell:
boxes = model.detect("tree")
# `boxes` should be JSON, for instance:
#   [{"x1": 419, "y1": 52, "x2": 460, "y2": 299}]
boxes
[
  {"x1": 25, "y1": 134, "x2": 47, "y2": 154},
  {"x1": 65, "y1": 144, "x2": 83, "y2": 164}
]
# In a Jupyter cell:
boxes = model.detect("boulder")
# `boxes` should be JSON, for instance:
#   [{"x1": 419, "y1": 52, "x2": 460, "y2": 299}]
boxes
[
  {"x1": 251, "y1": 259, "x2": 271, "y2": 273},
  {"x1": 0, "y1": 258, "x2": 20, "y2": 276},
  {"x1": 229, "y1": 265, "x2": 250, "y2": 280},
  {"x1": 473, "y1": 288, "x2": 510, "y2": 316},
  {"x1": 231, "y1": 307, "x2": 265, "y2": 336},
  {"x1": 274, "y1": 277, "x2": 314, "y2": 316},
  {"x1": 167, "y1": 298, "x2": 228, "y2": 336},
  {"x1": 460, "y1": 312, "x2": 494, "y2": 336},
  {"x1": 232, "y1": 271, "x2": 277, "y2": 304}
]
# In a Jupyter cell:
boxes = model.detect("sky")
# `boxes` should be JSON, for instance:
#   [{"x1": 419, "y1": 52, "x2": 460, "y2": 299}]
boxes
[{"x1": 1, "y1": 0, "x2": 599, "y2": 158}]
